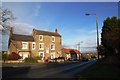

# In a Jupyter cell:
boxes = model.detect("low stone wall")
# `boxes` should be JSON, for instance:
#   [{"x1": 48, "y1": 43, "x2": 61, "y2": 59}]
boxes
[{"x1": 2, "y1": 60, "x2": 23, "y2": 63}]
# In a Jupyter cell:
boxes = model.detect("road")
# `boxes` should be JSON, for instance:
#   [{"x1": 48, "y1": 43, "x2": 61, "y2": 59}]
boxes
[{"x1": 2, "y1": 60, "x2": 96, "y2": 79}]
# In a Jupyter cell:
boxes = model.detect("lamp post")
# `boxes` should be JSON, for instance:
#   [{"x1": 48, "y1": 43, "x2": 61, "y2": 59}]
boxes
[
  {"x1": 85, "y1": 13, "x2": 99, "y2": 60},
  {"x1": 77, "y1": 41, "x2": 83, "y2": 60}
]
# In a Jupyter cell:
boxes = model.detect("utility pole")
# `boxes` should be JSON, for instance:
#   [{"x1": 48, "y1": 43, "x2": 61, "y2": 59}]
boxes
[
  {"x1": 77, "y1": 42, "x2": 80, "y2": 60},
  {"x1": 77, "y1": 42, "x2": 83, "y2": 60},
  {"x1": 96, "y1": 15, "x2": 99, "y2": 60},
  {"x1": 85, "y1": 13, "x2": 99, "y2": 60}
]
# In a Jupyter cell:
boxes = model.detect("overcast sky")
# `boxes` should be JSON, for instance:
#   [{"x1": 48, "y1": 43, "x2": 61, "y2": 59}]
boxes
[{"x1": 1, "y1": 2, "x2": 118, "y2": 52}]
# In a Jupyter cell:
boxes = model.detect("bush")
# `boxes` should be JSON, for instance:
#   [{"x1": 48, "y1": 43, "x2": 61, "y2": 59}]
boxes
[
  {"x1": 91, "y1": 55, "x2": 96, "y2": 59},
  {"x1": 24, "y1": 57, "x2": 38, "y2": 63},
  {"x1": 58, "y1": 57, "x2": 65, "y2": 59},
  {"x1": 34, "y1": 56, "x2": 42, "y2": 60},
  {"x1": 2, "y1": 53, "x2": 8, "y2": 62},
  {"x1": 8, "y1": 52, "x2": 21, "y2": 60}
]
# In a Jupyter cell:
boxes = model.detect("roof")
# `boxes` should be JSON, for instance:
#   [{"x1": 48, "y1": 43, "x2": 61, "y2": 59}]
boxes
[
  {"x1": 62, "y1": 48, "x2": 80, "y2": 54},
  {"x1": 33, "y1": 29, "x2": 61, "y2": 37},
  {"x1": 11, "y1": 34, "x2": 34, "y2": 42}
]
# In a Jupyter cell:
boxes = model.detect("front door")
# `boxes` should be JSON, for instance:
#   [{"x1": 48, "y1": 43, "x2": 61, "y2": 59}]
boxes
[
  {"x1": 50, "y1": 52, "x2": 55, "y2": 59},
  {"x1": 39, "y1": 52, "x2": 44, "y2": 60}
]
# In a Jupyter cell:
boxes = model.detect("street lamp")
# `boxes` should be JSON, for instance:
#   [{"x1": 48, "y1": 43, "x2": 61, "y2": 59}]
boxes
[{"x1": 85, "y1": 13, "x2": 99, "y2": 60}]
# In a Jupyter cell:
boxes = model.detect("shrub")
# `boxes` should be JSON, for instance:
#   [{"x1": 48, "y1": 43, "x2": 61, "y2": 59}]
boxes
[
  {"x1": 8, "y1": 52, "x2": 21, "y2": 60},
  {"x1": 34, "y1": 56, "x2": 42, "y2": 60},
  {"x1": 24, "y1": 57, "x2": 37, "y2": 63},
  {"x1": 91, "y1": 55, "x2": 96, "y2": 59},
  {"x1": 2, "y1": 53, "x2": 8, "y2": 62},
  {"x1": 58, "y1": 57, "x2": 65, "y2": 59}
]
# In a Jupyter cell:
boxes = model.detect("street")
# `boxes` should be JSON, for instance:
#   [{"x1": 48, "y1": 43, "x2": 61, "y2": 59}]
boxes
[{"x1": 2, "y1": 60, "x2": 96, "y2": 79}]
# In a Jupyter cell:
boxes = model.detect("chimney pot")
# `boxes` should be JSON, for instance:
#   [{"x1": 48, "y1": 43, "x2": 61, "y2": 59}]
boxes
[{"x1": 55, "y1": 28, "x2": 58, "y2": 33}]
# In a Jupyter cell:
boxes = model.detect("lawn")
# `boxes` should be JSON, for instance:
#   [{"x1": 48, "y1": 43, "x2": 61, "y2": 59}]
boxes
[{"x1": 79, "y1": 58, "x2": 120, "y2": 80}]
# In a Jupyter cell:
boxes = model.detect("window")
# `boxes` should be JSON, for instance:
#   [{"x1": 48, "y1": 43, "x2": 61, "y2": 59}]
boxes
[
  {"x1": 19, "y1": 52, "x2": 29, "y2": 60},
  {"x1": 46, "y1": 48, "x2": 49, "y2": 53},
  {"x1": 32, "y1": 42, "x2": 36, "y2": 50},
  {"x1": 52, "y1": 36, "x2": 55, "y2": 42},
  {"x1": 39, "y1": 43, "x2": 44, "y2": 50},
  {"x1": 50, "y1": 44, "x2": 55, "y2": 50},
  {"x1": 22, "y1": 42, "x2": 28, "y2": 49},
  {"x1": 39, "y1": 35, "x2": 43, "y2": 41},
  {"x1": 39, "y1": 52, "x2": 44, "y2": 60}
]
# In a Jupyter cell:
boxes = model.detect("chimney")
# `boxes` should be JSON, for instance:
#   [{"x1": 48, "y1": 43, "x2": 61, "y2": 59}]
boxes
[
  {"x1": 55, "y1": 28, "x2": 58, "y2": 33},
  {"x1": 10, "y1": 27, "x2": 13, "y2": 38},
  {"x1": 32, "y1": 28, "x2": 35, "y2": 35}
]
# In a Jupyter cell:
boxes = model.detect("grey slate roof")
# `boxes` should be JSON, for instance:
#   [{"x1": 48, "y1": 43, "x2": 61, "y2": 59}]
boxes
[
  {"x1": 11, "y1": 34, "x2": 34, "y2": 41},
  {"x1": 33, "y1": 29, "x2": 61, "y2": 37}
]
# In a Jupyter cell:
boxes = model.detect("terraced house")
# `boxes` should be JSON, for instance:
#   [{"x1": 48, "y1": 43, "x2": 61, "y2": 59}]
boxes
[{"x1": 8, "y1": 28, "x2": 62, "y2": 60}]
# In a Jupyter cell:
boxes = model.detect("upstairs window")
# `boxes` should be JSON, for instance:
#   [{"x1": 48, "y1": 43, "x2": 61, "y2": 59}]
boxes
[
  {"x1": 39, "y1": 43, "x2": 44, "y2": 50},
  {"x1": 22, "y1": 42, "x2": 28, "y2": 49},
  {"x1": 32, "y1": 42, "x2": 36, "y2": 50},
  {"x1": 39, "y1": 35, "x2": 43, "y2": 41},
  {"x1": 52, "y1": 36, "x2": 55, "y2": 42},
  {"x1": 50, "y1": 44, "x2": 55, "y2": 50}
]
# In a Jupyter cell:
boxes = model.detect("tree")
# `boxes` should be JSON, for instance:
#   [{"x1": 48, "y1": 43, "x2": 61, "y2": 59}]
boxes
[
  {"x1": 8, "y1": 52, "x2": 21, "y2": 60},
  {"x1": 101, "y1": 16, "x2": 120, "y2": 56},
  {"x1": 0, "y1": 8, "x2": 15, "y2": 33},
  {"x1": 0, "y1": 8, "x2": 15, "y2": 52},
  {"x1": 2, "y1": 52, "x2": 8, "y2": 62},
  {"x1": 98, "y1": 45, "x2": 104, "y2": 55}
]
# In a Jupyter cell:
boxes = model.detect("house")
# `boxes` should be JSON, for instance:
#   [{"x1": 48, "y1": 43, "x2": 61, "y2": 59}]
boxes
[
  {"x1": 62, "y1": 48, "x2": 81, "y2": 60},
  {"x1": 31, "y1": 28, "x2": 62, "y2": 60},
  {"x1": 8, "y1": 33, "x2": 34, "y2": 59},
  {"x1": 8, "y1": 28, "x2": 62, "y2": 60}
]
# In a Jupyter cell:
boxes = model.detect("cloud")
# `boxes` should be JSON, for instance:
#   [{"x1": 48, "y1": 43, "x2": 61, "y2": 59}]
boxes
[
  {"x1": 0, "y1": 31, "x2": 2, "y2": 52},
  {"x1": 0, "y1": 22, "x2": 35, "y2": 51},
  {"x1": 34, "y1": 5, "x2": 41, "y2": 17},
  {"x1": 10, "y1": 22, "x2": 35, "y2": 35},
  {"x1": 61, "y1": 27, "x2": 102, "y2": 53},
  {"x1": 0, "y1": 25, "x2": 3, "y2": 30}
]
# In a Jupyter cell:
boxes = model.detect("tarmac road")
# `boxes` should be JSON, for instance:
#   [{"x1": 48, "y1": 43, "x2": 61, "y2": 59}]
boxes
[{"x1": 2, "y1": 60, "x2": 96, "y2": 79}]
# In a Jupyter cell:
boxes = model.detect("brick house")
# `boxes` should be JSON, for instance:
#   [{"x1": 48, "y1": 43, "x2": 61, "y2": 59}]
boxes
[
  {"x1": 31, "y1": 29, "x2": 62, "y2": 60},
  {"x1": 8, "y1": 33, "x2": 34, "y2": 60},
  {"x1": 62, "y1": 48, "x2": 81, "y2": 60},
  {"x1": 8, "y1": 28, "x2": 62, "y2": 60}
]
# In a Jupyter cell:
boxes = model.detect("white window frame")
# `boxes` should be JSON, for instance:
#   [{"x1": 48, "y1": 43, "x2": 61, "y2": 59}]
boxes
[
  {"x1": 39, "y1": 52, "x2": 44, "y2": 60},
  {"x1": 39, "y1": 35, "x2": 43, "y2": 41},
  {"x1": 22, "y1": 42, "x2": 28, "y2": 49},
  {"x1": 52, "y1": 36, "x2": 55, "y2": 42},
  {"x1": 50, "y1": 44, "x2": 55, "y2": 50},
  {"x1": 50, "y1": 52, "x2": 55, "y2": 59},
  {"x1": 32, "y1": 42, "x2": 36, "y2": 50},
  {"x1": 39, "y1": 43, "x2": 44, "y2": 50},
  {"x1": 46, "y1": 48, "x2": 49, "y2": 53}
]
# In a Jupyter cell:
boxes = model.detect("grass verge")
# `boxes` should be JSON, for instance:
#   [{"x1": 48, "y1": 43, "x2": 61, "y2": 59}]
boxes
[{"x1": 78, "y1": 59, "x2": 120, "y2": 80}]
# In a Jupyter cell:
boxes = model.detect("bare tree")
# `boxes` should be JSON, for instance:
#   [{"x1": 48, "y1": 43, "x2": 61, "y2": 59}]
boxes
[
  {"x1": 0, "y1": 8, "x2": 15, "y2": 53},
  {"x1": 0, "y1": 7, "x2": 15, "y2": 33}
]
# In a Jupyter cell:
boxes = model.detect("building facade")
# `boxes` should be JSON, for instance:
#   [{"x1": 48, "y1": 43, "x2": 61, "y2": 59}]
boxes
[
  {"x1": 8, "y1": 28, "x2": 62, "y2": 60},
  {"x1": 62, "y1": 48, "x2": 81, "y2": 60},
  {"x1": 8, "y1": 34, "x2": 35, "y2": 59},
  {"x1": 31, "y1": 29, "x2": 62, "y2": 60}
]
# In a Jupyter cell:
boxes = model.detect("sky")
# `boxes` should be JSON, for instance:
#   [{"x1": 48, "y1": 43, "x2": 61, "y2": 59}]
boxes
[{"x1": 0, "y1": 2, "x2": 118, "y2": 53}]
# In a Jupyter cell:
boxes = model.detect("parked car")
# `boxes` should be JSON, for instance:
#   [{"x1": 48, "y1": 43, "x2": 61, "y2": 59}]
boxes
[
  {"x1": 68, "y1": 58, "x2": 78, "y2": 61},
  {"x1": 82, "y1": 58, "x2": 88, "y2": 61}
]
